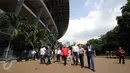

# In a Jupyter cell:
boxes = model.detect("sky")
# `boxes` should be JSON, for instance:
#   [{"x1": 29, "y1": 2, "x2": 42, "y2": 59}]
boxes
[{"x1": 58, "y1": 0, "x2": 127, "y2": 45}]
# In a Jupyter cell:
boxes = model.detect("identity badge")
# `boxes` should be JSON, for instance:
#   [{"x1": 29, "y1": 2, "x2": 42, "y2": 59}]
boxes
[{"x1": 88, "y1": 48, "x2": 91, "y2": 51}]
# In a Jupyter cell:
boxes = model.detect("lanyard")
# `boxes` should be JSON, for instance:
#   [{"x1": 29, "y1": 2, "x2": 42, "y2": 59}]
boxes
[
  {"x1": 88, "y1": 45, "x2": 91, "y2": 52},
  {"x1": 88, "y1": 45, "x2": 91, "y2": 49}
]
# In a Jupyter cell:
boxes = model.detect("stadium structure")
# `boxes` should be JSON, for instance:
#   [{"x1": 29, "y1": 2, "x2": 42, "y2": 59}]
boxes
[{"x1": 0, "y1": 0, "x2": 69, "y2": 61}]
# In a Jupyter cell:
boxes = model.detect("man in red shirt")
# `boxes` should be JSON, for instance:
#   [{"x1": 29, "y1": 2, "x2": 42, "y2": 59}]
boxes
[
  {"x1": 118, "y1": 47, "x2": 126, "y2": 64},
  {"x1": 61, "y1": 44, "x2": 69, "y2": 66}
]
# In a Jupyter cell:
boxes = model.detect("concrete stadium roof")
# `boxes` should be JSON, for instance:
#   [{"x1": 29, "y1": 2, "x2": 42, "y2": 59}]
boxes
[
  {"x1": 0, "y1": 0, "x2": 69, "y2": 43},
  {"x1": 44, "y1": 0, "x2": 69, "y2": 39}
]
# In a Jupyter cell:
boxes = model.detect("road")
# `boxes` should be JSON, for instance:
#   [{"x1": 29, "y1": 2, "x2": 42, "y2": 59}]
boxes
[{"x1": 0, "y1": 57, "x2": 130, "y2": 73}]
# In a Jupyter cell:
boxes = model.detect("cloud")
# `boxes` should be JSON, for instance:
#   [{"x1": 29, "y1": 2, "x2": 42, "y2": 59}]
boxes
[
  {"x1": 58, "y1": 0, "x2": 127, "y2": 45},
  {"x1": 84, "y1": 0, "x2": 104, "y2": 9},
  {"x1": 100, "y1": 0, "x2": 104, "y2": 4},
  {"x1": 84, "y1": 0, "x2": 91, "y2": 7},
  {"x1": 84, "y1": 0, "x2": 126, "y2": 10}
]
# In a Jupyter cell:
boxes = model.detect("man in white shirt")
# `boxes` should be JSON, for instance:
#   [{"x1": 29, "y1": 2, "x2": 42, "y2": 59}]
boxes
[
  {"x1": 40, "y1": 46, "x2": 46, "y2": 64},
  {"x1": 79, "y1": 45, "x2": 84, "y2": 68},
  {"x1": 57, "y1": 48, "x2": 61, "y2": 62},
  {"x1": 72, "y1": 42, "x2": 79, "y2": 65},
  {"x1": 31, "y1": 49, "x2": 36, "y2": 60}
]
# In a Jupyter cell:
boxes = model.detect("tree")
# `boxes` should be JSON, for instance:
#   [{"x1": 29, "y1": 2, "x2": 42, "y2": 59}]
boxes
[
  {"x1": 0, "y1": 12, "x2": 20, "y2": 61},
  {"x1": 116, "y1": 0, "x2": 130, "y2": 52},
  {"x1": 15, "y1": 22, "x2": 48, "y2": 50},
  {"x1": 1, "y1": 11, "x2": 58, "y2": 61}
]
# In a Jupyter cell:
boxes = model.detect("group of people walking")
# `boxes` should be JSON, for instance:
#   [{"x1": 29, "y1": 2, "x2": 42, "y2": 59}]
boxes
[
  {"x1": 52, "y1": 41, "x2": 96, "y2": 72},
  {"x1": 39, "y1": 45, "x2": 52, "y2": 65},
  {"x1": 71, "y1": 41, "x2": 96, "y2": 72},
  {"x1": 38, "y1": 41, "x2": 126, "y2": 72}
]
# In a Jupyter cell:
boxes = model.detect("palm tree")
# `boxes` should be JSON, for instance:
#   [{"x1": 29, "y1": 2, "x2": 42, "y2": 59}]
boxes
[
  {"x1": 16, "y1": 23, "x2": 48, "y2": 50},
  {"x1": 0, "y1": 12, "x2": 19, "y2": 61},
  {"x1": 4, "y1": 13, "x2": 19, "y2": 61},
  {"x1": 1, "y1": 12, "x2": 54, "y2": 61}
]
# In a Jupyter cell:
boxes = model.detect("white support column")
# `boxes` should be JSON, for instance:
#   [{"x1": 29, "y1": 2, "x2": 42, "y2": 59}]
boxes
[
  {"x1": 35, "y1": 7, "x2": 44, "y2": 24},
  {"x1": 15, "y1": 0, "x2": 25, "y2": 16}
]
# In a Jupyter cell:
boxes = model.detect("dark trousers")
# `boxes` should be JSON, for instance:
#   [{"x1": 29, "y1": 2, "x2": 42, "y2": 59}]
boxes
[
  {"x1": 63, "y1": 56, "x2": 67, "y2": 65},
  {"x1": 47, "y1": 56, "x2": 51, "y2": 64},
  {"x1": 119, "y1": 56, "x2": 125, "y2": 64},
  {"x1": 40, "y1": 55, "x2": 45, "y2": 63},
  {"x1": 87, "y1": 55, "x2": 95, "y2": 70},
  {"x1": 72, "y1": 52, "x2": 79, "y2": 65},
  {"x1": 57, "y1": 54, "x2": 60, "y2": 62},
  {"x1": 62, "y1": 56, "x2": 64, "y2": 61},
  {"x1": 79, "y1": 54, "x2": 84, "y2": 67}
]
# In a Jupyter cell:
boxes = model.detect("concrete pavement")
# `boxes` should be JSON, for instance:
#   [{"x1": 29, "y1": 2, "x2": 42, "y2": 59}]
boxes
[{"x1": 0, "y1": 57, "x2": 129, "y2": 73}]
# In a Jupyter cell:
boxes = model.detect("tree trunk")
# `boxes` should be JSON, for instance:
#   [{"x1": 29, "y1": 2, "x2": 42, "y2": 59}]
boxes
[{"x1": 5, "y1": 37, "x2": 12, "y2": 61}]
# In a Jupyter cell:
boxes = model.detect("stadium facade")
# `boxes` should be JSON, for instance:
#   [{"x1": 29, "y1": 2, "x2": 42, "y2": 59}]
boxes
[
  {"x1": 0, "y1": 0, "x2": 69, "y2": 42},
  {"x1": 0, "y1": 0, "x2": 69, "y2": 61}
]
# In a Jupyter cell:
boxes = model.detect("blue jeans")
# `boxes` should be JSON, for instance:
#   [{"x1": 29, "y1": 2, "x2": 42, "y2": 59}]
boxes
[{"x1": 87, "y1": 54, "x2": 95, "y2": 70}]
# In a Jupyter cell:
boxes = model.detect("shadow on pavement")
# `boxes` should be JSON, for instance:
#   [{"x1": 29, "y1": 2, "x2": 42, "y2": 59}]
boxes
[
  {"x1": 83, "y1": 66, "x2": 90, "y2": 69},
  {"x1": 104, "y1": 56, "x2": 130, "y2": 59},
  {"x1": 71, "y1": 63, "x2": 80, "y2": 66}
]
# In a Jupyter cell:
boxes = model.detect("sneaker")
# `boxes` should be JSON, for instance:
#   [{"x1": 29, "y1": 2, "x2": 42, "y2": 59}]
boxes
[
  {"x1": 64, "y1": 64, "x2": 67, "y2": 66},
  {"x1": 92, "y1": 69, "x2": 95, "y2": 72}
]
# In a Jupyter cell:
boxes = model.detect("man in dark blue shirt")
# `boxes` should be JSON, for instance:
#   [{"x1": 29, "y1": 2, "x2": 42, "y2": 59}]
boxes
[{"x1": 85, "y1": 41, "x2": 96, "y2": 72}]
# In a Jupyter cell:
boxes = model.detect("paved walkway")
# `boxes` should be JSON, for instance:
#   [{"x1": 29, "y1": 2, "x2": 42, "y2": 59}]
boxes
[{"x1": 0, "y1": 57, "x2": 130, "y2": 73}]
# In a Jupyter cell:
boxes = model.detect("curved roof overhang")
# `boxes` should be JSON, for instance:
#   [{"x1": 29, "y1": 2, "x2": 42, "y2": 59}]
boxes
[
  {"x1": 23, "y1": 0, "x2": 58, "y2": 37},
  {"x1": 44, "y1": 0, "x2": 69, "y2": 39},
  {"x1": 23, "y1": 0, "x2": 69, "y2": 39},
  {"x1": 0, "y1": 0, "x2": 69, "y2": 42}
]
